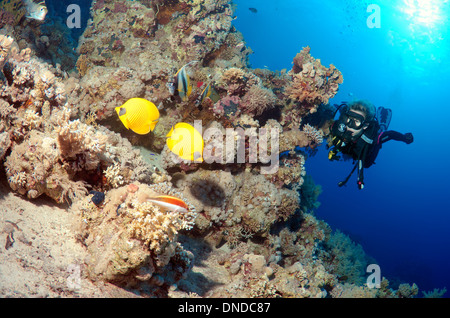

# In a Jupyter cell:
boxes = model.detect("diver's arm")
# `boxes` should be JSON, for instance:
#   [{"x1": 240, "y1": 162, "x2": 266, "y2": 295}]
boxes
[{"x1": 379, "y1": 131, "x2": 414, "y2": 144}]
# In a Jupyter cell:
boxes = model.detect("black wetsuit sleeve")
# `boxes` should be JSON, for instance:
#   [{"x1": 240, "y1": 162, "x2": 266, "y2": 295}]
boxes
[{"x1": 379, "y1": 131, "x2": 414, "y2": 144}]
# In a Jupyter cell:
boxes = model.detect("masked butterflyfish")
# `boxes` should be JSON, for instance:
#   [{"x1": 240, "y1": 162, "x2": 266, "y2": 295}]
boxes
[
  {"x1": 115, "y1": 98, "x2": 160, "y2": 135},
  {"x1": 147, "y1": 195, "x2": 189, "y2": 213},
  {"x1": 166, "y1": 122, "x2": 204, "y2": 162}
]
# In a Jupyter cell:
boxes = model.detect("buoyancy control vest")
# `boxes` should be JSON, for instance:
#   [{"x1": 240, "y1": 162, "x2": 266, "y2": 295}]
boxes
[{"x1": 328, "y1": 108, "x2": 380, "y2": 188}]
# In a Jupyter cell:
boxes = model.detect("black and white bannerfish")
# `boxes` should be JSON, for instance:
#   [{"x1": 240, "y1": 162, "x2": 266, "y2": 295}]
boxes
[
  {"x1": 167, "y1": 61, "x2": 198, "y2": 101},
  {"x1": 195, "y1": 82, "x2": 211, "y2": 106}
]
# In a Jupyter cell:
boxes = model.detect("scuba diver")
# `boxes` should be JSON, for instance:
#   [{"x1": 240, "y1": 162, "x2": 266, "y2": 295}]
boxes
[{"x1": 328, "y1": 100, "x2": 414, "y2": 189}]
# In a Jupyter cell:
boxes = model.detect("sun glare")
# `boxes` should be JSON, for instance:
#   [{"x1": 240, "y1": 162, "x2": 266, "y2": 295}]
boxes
[{"x1": 401, "y1": 0, "x2": 446, "y2": 27}]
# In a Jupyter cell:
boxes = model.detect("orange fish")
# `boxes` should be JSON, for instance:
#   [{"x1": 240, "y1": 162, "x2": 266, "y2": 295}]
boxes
[{"x1": 147, "y1": 195, "x2": 189, "y2": 213}]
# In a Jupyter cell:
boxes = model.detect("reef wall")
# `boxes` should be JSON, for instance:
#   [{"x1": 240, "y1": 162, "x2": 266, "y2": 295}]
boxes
[{"x1": 0, "y1": 0, "x2": 421, "y2": 298}]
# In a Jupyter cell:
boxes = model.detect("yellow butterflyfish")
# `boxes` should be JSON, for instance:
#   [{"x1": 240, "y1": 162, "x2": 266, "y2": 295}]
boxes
[
  {"x1": 166, "y1": 122, "x2": 204, "y2": 162},
  {"x1": 115, "y1": 98, "x2": 160, "y2": 135}
]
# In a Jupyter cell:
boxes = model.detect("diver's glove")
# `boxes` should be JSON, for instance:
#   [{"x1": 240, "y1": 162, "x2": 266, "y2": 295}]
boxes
[{"x1": 404, "y1": 132, "x2": 414, "y2": 144}]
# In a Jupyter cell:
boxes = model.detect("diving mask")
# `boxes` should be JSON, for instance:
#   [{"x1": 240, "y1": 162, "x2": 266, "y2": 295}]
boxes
[{"x1": 345, "y1": 110, "x2": 366, "y2": 130}]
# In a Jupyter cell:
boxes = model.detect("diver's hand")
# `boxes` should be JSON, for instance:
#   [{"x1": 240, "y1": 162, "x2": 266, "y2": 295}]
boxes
[{"x1": 404, "y1": 132, "x2": 414, "y2": 144}]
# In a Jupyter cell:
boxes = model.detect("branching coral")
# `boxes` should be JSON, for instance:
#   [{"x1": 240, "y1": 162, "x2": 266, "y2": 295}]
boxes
[
  {"x1": 219, "y1": 67, "x2": 260, "y2": 97},
  {"x1": 104, "y1": 162, "x2": 125, "y2": 188},
  {"x1": 422, "y1": 287, "x2": 447, "y2": 298},
  {"x1": 302, "y1": 123, "x2": 324, "y2": 145}
]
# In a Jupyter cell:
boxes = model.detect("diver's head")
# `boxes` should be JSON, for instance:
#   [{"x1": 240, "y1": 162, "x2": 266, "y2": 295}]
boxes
[{"x1": 344, "y1": 100, "x2": 376, "y2": 138}]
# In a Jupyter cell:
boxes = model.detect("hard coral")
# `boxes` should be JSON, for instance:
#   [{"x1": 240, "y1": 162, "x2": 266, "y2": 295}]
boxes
[
  {"x1": 240, "y1": 85, "x2": 277, "y2": 116},
  {"x1": 302, "y1": 123, "x2": 324, "y2": 146},
  {"x1": 4, "y1": 130, "x2": 88, "y2": 203},
  {"x1": 0, "y1": 35, "x2": 13, "y2": 70},
  {"x1": 174, "y1": 168, "x2": 300, "y2": 246},
  {"x1": 76, "y1": 182, "x2": 196, "y2": 294},
  {"x1": 286, "y1": 46, "x2": 343, "y2": 114},
  {"x1": 219, "y1": 67, "x2": 259, "y2": 97}
]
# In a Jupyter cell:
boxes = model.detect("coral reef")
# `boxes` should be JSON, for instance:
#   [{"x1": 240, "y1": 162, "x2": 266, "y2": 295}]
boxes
[
  {"x1": 68, "y1": 0, "x2": 251, "y2": 129},
  {"x1": 170, "y1": 168, "x2": 300, "y2": 247},
  {"x1": 74, "y1": 182, "x2": 196, "y2": 295},
  {"x1": 321, "y1": 230, "x2": 372, "y2": 285},
  {"x1": 286, "y1": 46, "x2": 343, "y2": 115},
  {"x1": 0, "y1": 37, "x2": 159, "y2": 203},
  {"x1": 0, "y1": 34, "x2": 14, "y2": 70},
  {"x1": 0, "y1": 0, "x2": 424, "y2": 299}
]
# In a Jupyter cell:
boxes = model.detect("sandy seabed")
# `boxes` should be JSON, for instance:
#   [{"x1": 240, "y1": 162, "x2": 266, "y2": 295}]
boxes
[{"x1": 0, "y1": 178, "x2": 136, "y2": 297}]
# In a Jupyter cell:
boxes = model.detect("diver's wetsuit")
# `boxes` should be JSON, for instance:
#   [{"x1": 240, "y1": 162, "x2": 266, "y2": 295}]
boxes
[
  {"x1": 365, "y1": 130, "x2": 413, "y2": 169},
  {"x1": 333, "y1": 128, "x2": 413, "y2": 189},
  {"x1": 330, "y1": 103, "x2": 414, "y2": 189}
]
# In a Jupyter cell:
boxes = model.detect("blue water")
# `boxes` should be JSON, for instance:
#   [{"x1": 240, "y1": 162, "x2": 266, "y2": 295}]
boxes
[{"x1": 234, "y1": 0, "x2": 450, "y2": 296}]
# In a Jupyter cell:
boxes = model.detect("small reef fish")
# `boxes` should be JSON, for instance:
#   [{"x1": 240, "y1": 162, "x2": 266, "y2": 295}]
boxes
[
  {"x1": 89, "y1": 190, "x2": 105, "y2": 206},
  {"x1": 195, "y1": 82, "x2": 220, "y2": 109},
  {"x1": 0, "y1": 0, "x2": 48, "y2": 24},
  {"x1": 147, "y1": 195, "x2": 189, "y2": 213},
  {"x1": 24, "y1": 0, "x2": 47, "y2": 20},
  {"x1": 195, "y1": 82, "x2": 211, "y2": 106},
  {"x1": 249, "y1": 7, "x2": 258, "y2": 13},
  {"x1": 115, "y1": 98, "x2": 160, "y2": 135},
  {"x1": 168, "y1": 61, "x2": 197, "y2": 101},
  {"x1": 166, "y1": 122, "x2": 204, "y2": 162}
]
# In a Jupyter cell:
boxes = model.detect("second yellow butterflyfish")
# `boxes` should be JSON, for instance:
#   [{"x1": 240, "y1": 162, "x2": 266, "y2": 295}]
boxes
[{"x1": 166, "y1": 122, "x2": 204, "y2": 162}]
